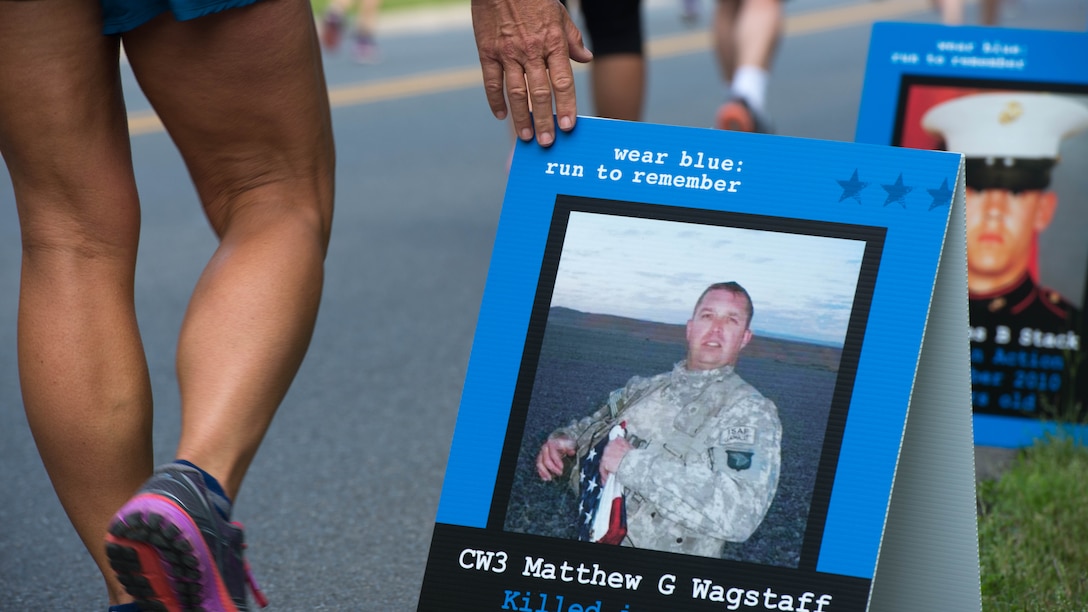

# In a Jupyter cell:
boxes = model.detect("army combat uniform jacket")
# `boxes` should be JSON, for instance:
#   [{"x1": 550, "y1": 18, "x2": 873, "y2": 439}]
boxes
[{"x1": 554, "y1": 361, "x2": 782, "y2": 558}]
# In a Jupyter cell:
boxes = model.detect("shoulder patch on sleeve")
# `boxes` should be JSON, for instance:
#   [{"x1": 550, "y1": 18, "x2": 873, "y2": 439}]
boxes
[
  {"x1": 721, "y1": 426, "x2": 756, "y2": 445},
  {"x1": 726, "y1": 450, "x2": 753, "y2": 471}
]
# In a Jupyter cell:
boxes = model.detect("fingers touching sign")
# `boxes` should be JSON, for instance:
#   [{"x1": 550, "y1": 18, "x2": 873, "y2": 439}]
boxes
[{"x1": 471, "y1": 0, "x2": 592, "y2": 147}]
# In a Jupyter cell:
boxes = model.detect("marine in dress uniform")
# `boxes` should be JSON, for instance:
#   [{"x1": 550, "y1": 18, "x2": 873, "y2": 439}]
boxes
[{"x1": 923, "y1": 92, "x2": 1088, "y2": 418}]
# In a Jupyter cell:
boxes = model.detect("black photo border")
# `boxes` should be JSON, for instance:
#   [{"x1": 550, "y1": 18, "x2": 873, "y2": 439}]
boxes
[{"x1": 483, "y1": 194, "x2": 887, "y2": 574}]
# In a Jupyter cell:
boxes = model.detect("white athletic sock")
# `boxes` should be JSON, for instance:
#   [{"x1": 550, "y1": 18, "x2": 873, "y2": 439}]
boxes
[{"x1": 730, "y1": 65, "x2": 769, "y2": 113}]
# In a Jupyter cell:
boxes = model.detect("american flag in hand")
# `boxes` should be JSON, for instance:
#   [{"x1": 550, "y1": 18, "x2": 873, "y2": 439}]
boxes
[{"x1": 577, "y1": 423, "x2": 627, "y2": 545}]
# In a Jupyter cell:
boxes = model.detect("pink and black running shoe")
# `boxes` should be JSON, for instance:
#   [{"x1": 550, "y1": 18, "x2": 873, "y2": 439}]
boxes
[{"x1": 105, "y1": 464, "x2": 267, "y2": 612}]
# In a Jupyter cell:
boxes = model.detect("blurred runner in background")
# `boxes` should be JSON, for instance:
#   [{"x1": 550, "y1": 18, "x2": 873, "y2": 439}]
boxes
[
  {"x1": 320, "y1": 0, "x2": 383, "y2": 64},
  {"x1": 712, "y1": 0, "x2": 783, "y2": 133},
  {"x1": 934, "y1": 0, "x2": 1002, "y2": 25},
  {"x1": 568, "y1": 0, "x2": 647, "y2": 122}
]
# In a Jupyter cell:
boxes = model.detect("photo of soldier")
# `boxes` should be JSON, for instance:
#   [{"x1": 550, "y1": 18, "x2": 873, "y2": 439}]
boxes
[
  {"x1": 535, "y1": 282, "x2": 781, "y2": 559},
  {"x1": 916, "y1": 91, "x2": 1088, "y2": 423},
  {"x1": 499, "y1": 211, "x2": 867, "y2": 567}
]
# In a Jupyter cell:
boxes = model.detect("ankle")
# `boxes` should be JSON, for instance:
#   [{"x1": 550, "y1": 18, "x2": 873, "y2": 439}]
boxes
[{"x1": 172, "y1": 459, "x2": 233, "y2": 520}]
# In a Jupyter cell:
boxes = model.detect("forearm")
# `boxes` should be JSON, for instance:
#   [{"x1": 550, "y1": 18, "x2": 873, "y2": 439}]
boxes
[{"x1": 553, "y1": 403, "x2": 612, "y2": 443}]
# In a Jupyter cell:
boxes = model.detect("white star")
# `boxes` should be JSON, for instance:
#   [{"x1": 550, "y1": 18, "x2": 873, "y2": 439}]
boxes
[
  {"x1": 587, "y1": 448, "x2": 597, "y2": 461},
  {"x1": 587, "y1": 480, "x2": 598, "y2": 493}
]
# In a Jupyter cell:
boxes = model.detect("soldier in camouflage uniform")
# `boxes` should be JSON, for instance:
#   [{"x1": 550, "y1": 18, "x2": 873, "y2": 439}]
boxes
[{"x1": 535, "y1": 282, "x2": 781, "y2": 558}]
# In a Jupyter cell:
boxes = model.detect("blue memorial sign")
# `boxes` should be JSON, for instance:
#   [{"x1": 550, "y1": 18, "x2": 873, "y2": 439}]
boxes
[
  {"x1": 420, "y1": 117, "x2": 975, "y2": 611},
  {"x1": 857, "y1": 22, "x2": 1088, "y2": 448}
]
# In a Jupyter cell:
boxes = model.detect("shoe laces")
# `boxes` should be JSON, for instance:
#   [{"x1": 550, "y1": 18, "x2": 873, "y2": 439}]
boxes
[{"x1": 233, "y1": 522, "x2": 269, "y2": 608}]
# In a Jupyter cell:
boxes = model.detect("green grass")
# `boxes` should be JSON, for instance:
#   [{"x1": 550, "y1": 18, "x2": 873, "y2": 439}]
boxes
[
  {"x1": 311, "y1": 0, "x2": 468, "y2": 16},
  {"x1": 977, "y1": 434, "x2": 1088, "y2": 611}
]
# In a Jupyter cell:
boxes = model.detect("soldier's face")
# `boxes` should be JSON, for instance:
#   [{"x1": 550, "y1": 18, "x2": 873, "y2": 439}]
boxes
[
  {"x1": 965, "y1": 188, "x2": 1057, "y2": 293},
  {"x1": 685, "y1": 289, "x2": 753, "y2": 371}
]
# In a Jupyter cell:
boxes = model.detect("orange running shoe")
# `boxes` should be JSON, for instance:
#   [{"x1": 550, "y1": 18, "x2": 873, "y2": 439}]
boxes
[{"x1": 714, "y1": 97, "x2": 772, "y2": 133}]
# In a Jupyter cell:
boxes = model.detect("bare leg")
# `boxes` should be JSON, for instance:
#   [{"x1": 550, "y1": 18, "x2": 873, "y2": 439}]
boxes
[
  {"x1": 356, "y1": 0, "x2": 381, "y2": 36},
  {"x1": 121, "y1": 0, "x2": 335, "y2": 500},
  {"x1": 937, "y1": 0, "x2": 965, "y2": 24},
  {"x1": 0, "y1": 1, "x2": 152, "y2": 606},
  {"x1": 713, "y1": 0, "x2": 781, "y2": 129},
  {"x1": 714, "y1": 0, "x2": 782, "y2": 82},
  {"x1": 350, "y1": 0, "x2": 382, "y2": 62},
  {"x1": 591, "y1": 54, "x2": 645, "y2": 121},
  {"x1": 732, "y1": 0, "x2": 781, "y2": 115},
  {"x1": 714, "y1": 0, "x2": 741, "y2": 82},
  {"x1": 733, "y1": 0, "x2": 783, "y2": 71}
]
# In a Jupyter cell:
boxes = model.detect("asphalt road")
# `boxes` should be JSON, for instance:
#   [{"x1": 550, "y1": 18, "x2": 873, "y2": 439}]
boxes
[{"x1": 1, "y1": 0, "x2": 1084, "y2": 609}]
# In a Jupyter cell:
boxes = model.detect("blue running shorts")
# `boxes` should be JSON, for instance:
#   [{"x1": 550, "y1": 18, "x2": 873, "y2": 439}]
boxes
[{"x1": 101, "y1": 0, "x2": 265, "y2": 35}]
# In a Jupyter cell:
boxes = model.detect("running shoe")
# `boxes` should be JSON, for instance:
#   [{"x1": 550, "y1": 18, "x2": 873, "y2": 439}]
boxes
[
  {"x1": 680, "y1": 0, "x2": 700, "y2": 24},
  {"x1": 714, "y1": 97, "x2": 773, "y2": 134},
  {"x1": 351, "y1": 33, "x2": 381, "y2": 64},
  {"x1": 105, "y1": 464, "x2": 267, "y2": 612},
  {"x1": 320, "y1": 11, "x2": 345, "y2": 52}
]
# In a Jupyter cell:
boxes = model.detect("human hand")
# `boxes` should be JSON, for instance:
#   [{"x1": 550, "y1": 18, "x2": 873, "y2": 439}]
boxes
[
  {"x1": 536, "y1": 435, "x2": 576, "y2": 480},
  {"x1": 599, "y1": 436, "x2": 633, "y2": 483},
  {"x1": 470, "y1": 0, "x2": 592, "y2": 147}
]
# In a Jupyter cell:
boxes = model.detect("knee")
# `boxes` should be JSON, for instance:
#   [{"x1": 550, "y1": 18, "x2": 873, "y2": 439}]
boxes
[
  {"x1": 202, "y1": 171, "x2": 335, "y2": 254},
  {"x1": 15, "y1": 189, "x2": 141, "y2": 265},
  {"x1": 19, "y1": 216, "x2": 140, "y2": 268}
]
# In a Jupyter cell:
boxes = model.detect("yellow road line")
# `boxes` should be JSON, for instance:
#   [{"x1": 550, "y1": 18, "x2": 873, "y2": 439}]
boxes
[
  {"x1": 785, "y1": 0, "x2": 930, "y2": 35},
  {"x1": 327, "y1": 66, "x2": 483, "y2": 108},
  {"x1": 128, "y1": 0, "x2": 929, "y2": 136},
  {"x1": 129, "y1": 113, "x2": 165, "y2": 135}
]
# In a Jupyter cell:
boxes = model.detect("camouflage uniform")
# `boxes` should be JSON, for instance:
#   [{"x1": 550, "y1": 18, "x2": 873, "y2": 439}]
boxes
[{"x1": 554, "y1": 361, "x2": 781, "y2": 558}]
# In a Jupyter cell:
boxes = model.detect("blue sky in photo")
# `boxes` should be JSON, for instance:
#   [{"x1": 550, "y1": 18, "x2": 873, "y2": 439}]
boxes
[{"x1": 550, "y1": 212, "x2": 868, "y2": 346}]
